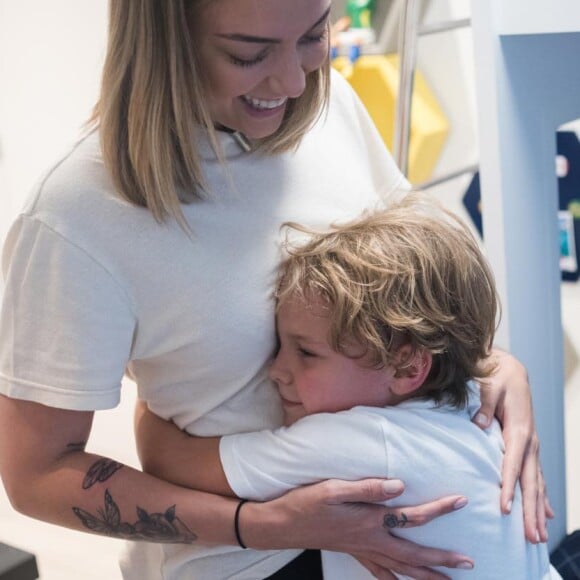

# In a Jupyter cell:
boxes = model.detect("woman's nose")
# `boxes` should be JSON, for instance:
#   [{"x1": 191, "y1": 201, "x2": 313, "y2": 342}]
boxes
[{"x1": 269, "y1": 52, "x2": 306, "y2": 99}]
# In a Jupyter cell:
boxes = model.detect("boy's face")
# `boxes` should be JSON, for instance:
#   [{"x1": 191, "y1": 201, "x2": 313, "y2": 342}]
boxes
[{"x1": 268, "y1": 294, "x2": 399, "y2": 426}]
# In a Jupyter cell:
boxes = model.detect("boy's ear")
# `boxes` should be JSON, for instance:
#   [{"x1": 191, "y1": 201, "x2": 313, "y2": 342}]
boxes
[{"x1": 391, "y1": 346, "x2": 433, "y2": 396}]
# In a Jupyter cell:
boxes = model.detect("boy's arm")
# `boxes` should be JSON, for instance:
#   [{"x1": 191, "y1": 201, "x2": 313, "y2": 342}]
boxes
[
  {"x1": 135, "y1": 400, "x2": 234, "y2": 496},
  {"x1": 136, "y1": 401, "x2": 389, "y2": 502}
]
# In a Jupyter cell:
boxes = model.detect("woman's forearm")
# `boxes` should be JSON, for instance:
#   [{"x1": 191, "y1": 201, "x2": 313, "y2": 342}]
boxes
[
  {"x1": 13, "y1": 450, "x2": 239, "y2": 545},
  {"x1": 0, "y1": 395, "x2": 239, "y2": 545}
]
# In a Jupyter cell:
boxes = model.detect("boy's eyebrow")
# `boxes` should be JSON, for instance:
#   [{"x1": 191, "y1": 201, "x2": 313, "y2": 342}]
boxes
[
  {"x1": 216, "y1": 6, "x2": 331, "y2": 44},
  {"x1": 287, "y1": 332, "x2": 326, "y2": 346}
]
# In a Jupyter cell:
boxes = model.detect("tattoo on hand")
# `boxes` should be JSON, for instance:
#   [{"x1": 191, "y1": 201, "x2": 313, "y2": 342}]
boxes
[
  {"x1": 72, "y1": 489, "x2": 197, "y2": 543},
  {"x1": 383, "y1": 512, "x2": 409, "y2": 529},
  {"x1": 83, "y1": 459, "x2": 124, "y2": 489}
]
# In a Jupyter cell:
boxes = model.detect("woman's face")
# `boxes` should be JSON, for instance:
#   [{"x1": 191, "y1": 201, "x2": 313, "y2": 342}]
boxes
[{"x1": 191, "y1": 0, "x2": 330, "y2": 139}]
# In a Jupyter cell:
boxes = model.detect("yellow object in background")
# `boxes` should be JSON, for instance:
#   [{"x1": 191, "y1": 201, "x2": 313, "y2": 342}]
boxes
[{"x1": 333, "y1": 54, "x2": 449, "y2": 184}]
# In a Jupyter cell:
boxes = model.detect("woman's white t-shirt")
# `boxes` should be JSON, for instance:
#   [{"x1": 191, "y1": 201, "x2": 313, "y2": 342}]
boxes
[{"x1": 0, "y1": 70, "x2": 408, "y2": 579}]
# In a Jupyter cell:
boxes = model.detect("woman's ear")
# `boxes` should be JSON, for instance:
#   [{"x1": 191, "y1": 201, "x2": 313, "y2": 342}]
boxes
[{"x1": 391, "y1": 346, "x2": 433, "y2": 396}]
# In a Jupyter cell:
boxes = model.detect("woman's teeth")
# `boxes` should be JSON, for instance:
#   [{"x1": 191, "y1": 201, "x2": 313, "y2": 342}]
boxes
[{"x1": 243, "y1": 95, "x2": 288, "y2": 110}]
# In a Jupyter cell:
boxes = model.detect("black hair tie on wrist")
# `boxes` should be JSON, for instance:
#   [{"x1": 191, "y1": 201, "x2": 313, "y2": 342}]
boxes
[{"x1": 234, "y1": 499, "x2": 249, "y2": 549}]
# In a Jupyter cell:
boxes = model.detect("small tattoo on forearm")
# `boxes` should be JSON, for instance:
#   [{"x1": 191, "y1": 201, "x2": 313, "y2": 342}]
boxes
[
  {"x1": 383, "y1": 512, "x2": 409, "y2": 529},
  {"x1": 82, "y1": 458, "x2": 124, "y2": 489},
  {"x1": 72, "y1": 489, "x2": 197, "y2": 543}
]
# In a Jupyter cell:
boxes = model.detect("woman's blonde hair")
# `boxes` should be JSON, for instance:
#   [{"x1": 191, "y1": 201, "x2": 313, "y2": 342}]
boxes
[
  {"x1": 88, "y1": 0, "x2": 331, "y2": 225},
  {"x1": 278, "y1": 193, "x2": 500, "y2": 408}
]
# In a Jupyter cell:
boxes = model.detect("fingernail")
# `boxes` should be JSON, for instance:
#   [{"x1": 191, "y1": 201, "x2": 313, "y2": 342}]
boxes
[
  {"x1": 505, "y1": 500, "x2": 512, "y2": 513},
  {"x1": 383, "y1": 480, "x2": 405, "y2": 494},
  {"x1": 454, "y1": 497, "x2": 468, "y2": 510},
  {"x1": 456, "y1": 561, "x2": 474, "y2": 570},
  {"x1": 474, "y1": 413, "x2": 489, "y2": 427},
  {"x1": 535, "y1": 531, "x2": 541, "y2": 543}
]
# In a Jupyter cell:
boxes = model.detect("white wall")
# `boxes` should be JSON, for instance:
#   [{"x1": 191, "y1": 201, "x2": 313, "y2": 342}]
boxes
[{"x1": 0, "y1": 0, "x2": 107, "y2": 244}]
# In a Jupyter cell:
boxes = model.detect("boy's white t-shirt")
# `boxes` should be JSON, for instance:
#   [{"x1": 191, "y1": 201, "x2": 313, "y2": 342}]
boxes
[{"x1": 220, "y1": 389, "x2": 557, "y2": 580}]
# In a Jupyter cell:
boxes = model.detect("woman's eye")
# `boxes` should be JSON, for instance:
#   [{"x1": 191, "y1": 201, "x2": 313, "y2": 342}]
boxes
[
  {"x1": 228, "y1": 51, "x2": 268, "y2": 67},
  {"x1": 299, "y1": 29, "x2": 328, "y2": 46}
]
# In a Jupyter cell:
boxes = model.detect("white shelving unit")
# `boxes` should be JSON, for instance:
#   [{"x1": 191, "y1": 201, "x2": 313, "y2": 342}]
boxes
[{"x1": 471, "y1": 0, "x2": 580, "y2": 549}]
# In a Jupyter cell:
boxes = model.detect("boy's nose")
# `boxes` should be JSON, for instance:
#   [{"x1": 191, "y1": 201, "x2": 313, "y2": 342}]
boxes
[{"x1": 268, "y1": 357, "x2": 292, "y2": 386}]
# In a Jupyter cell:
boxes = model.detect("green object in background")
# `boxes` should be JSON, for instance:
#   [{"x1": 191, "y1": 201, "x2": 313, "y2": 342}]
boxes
[
  {"x1": 568, "y1": 199, "x2": 580, "y2": 218},
  {"x1": 346, "y1": 0, "x2": 376, "y2": 29}
]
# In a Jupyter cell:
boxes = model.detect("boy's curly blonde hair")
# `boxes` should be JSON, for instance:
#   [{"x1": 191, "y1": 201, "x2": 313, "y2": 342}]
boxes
[{"x1": 277, "y1": 193, "x2": 500, "y2": 408}]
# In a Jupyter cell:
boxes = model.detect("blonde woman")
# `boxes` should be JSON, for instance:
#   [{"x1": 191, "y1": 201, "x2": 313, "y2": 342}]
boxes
[{"x1": 0, "y1": 1, "x2": 548, "y2": 579}]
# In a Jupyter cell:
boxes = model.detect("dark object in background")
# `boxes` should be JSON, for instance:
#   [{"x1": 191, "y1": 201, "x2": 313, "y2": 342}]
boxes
[
  {"x1": 462, "y1": 171, "x2": 483, "y2": 237},
  {"x1": 551, "y1": 529, "x2": 580, "y2": 579},
  {"x1": 556, "y1": 131, "x2": 580, "y2": 282},
  {"x1": 0, "y1": 542, "x2": 39, "y2": 580},
  {"x1": 463, "y1": 130, "x2": 580, "y2": 282}
]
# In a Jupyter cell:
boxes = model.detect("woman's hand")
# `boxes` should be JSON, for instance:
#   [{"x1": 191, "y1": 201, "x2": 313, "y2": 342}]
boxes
[
  {"x1": 243, "y1": 479, "x2": 473, "y2": 580},
  {"x1": 474, "y1": 349, "x2": 554, "y2": 543}
]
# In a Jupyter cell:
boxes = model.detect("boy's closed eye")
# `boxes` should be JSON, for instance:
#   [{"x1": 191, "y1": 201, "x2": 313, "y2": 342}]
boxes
[{"x1": 298, "y1": 346, "x2": 317, "y2": 357}]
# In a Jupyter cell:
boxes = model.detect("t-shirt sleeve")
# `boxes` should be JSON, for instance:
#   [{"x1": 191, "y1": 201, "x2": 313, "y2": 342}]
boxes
[
  {"x1": 219, "y1": 411, "x2": 389, "y2": 501},
  {"x1": 331, "y1": 70, "x2": 411, "y2": 203},
  {"x1": 0, "y1": 215, "x2": 136, "y2": 410}
]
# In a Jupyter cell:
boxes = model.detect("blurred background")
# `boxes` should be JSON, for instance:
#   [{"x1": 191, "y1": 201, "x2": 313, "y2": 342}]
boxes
[{"x1": 0, "y1": 1, "x2": 578, "y2": 578}]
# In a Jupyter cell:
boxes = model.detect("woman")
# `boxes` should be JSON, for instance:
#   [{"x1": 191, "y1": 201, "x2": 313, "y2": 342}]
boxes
[{"x1": 0, "y1": 1, "x2": 548, "y2": 579}]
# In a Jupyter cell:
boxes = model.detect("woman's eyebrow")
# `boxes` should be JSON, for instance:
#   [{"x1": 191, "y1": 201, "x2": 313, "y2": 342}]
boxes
[{"x1": 216, "y1": 6, "x2": 331, "y2": 45}]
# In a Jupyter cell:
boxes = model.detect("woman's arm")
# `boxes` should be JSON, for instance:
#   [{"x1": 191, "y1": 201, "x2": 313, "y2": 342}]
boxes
[
  {"x1": 474, "y1": 348, "x2": 553, "y2": 543},
  {"x1": 1, "y1": 394, "x2": 472, "y2": 579},
  {"x1": 0, "y1": 394, "x2": 239, "y2": 545}
]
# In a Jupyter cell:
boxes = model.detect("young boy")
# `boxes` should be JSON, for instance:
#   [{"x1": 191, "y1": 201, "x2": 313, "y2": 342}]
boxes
[{"x1": 137, "y1": 194, "x2": 558, "y2": 579}]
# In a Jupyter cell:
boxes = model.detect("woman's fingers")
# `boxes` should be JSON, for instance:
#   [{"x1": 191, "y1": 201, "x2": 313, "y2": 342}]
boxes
[
  {"x1": 535, "y1": 472, "x2": 548, "y2": 543},
  {"x1": 376, "y1": 531, "x2": 473, "y2": 571},
  {"x1": 472, "y1": 379, "x2": 499, "y2": 429},
  {"x1": 262, "y1": 479, "x2": 474, "y2": 572},
  {"x1": 354, "y1": 555, "x2": 450, "y2": 580},
  {"x1": 545, "y1": 494, "x2": 555, "y2": 520},
  {"x1": 499, "y1": 422, "x2": 533, "y2": 514},
  {"x1": 382, "y1": 496, "x2": 468, "y2": 530},
  {"x1": 353, "y1": 556, "x2": 398, "y2": 580},
  {"x1": 353, "y1": 535, "x2": 472, "y2": 578},
  {"x1": 467, "y1": 349, "x2": 555, "y2": 545},
  {"x1": 323, "y1": 477, "x2": 406, "y2": 504},
  {"x1": 517, "y1": 436, "x2": 540, "y2": 541}
]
